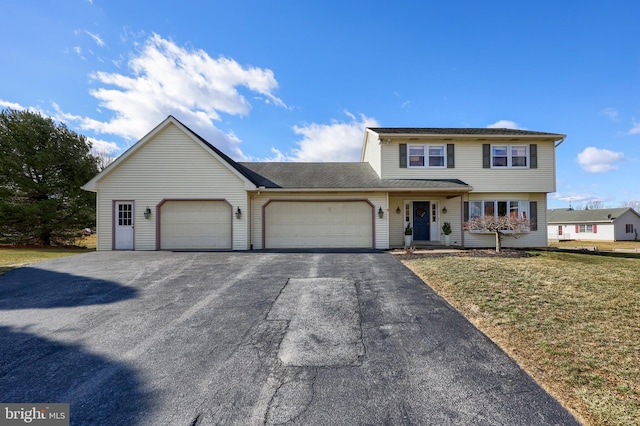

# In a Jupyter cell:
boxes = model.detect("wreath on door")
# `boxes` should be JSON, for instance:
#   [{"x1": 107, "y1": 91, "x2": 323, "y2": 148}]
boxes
[{"x1": 415, "y1": 207, "x2": 427, "y2": 218}]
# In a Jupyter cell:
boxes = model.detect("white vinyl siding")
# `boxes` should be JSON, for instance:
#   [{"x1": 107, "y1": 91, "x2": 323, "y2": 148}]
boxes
[
  {"x1": 380, "y1": 140, "x2": 556, "y2": 192},
  {"x1": 361, "y1": 130, "x2": 382, "y2": 178},
  {"x1": 251, "y1": 192, "x2": 388, "y2": 250},
  {"x1": 94, "y1": 123, "x2": 249, "y2": 250}
]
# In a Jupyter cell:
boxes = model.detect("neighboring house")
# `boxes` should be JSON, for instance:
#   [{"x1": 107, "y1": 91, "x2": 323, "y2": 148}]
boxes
[
  {"x1": 548, "y1": 208, "x2": 640, "y2": 241},
  {"x1": 82, "y1": 116, "x2": 565, "y2": 251}
]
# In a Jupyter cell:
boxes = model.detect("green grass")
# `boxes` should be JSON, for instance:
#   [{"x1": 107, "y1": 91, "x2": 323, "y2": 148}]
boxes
[
  {"x1": 0, "y1": 235, "x2": 96, "y2": 275},
  {"x1": 403, "y1": 251, "x2": 640, "y2": 426}
]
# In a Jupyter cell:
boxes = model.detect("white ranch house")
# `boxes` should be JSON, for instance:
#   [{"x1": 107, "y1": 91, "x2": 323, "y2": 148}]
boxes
[
  {"x1": 548, "y1": 208, "x2": 640, "y2": 241},
  {"x1": 82, "y1": 116, "x2": 566, "y2": 251}
]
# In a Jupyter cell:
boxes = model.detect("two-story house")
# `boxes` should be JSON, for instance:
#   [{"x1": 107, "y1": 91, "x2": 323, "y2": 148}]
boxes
[{"x1": 82, "y1": 116, "x2": 565, "y2": 250}]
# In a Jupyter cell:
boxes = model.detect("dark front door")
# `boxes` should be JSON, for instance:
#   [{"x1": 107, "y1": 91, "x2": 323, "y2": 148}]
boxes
[{"x1": 413, "y1": 202, "x2": 430, "y2": 240}]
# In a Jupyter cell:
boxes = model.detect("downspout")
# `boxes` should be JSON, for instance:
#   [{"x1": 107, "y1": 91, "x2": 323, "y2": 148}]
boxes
[
  {"x1": 555, "y1": 137, "x2": 566, "y2": 148},
  {"x1": 460, "y1": 196, "x2": 465, "y2": 247}
]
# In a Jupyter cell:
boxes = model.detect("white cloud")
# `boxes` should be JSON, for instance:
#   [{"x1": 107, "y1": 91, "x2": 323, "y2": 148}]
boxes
[
  {"x1": 553, "y1": 192, "x2": 600, "y2": 204},
  {"x1": 576, "y1": 147, "x2": 624, "y2": 173},
  {"x1": 87, "y1": 137, "x2": 120, "y2": 154},
  {"x1": 0, "y1": 99, "x2": 27, "y2": 110},
  {"x1": 267, "y1": 112, "x2": 379, "y2": 162},
  {"x1": 56, "y1": 33, "x2": 286, "y2": 159},
  {"x1": 85, "y1": 31, "x2": 106, "y2": 47},
  {"x1": 628, "y1": 119, "x2": 640, "y2": 135},
  {"x1": 601, "y1": 107, "x2": 619, "y2": 121},
  {"x1": 486, "y1": 120, "x2": 525, "y2": 130},
  {"x1": 72, "y1": 46, "x2": 85, "y2": 60},
  {"x1": 0, "y1": 100, "x2": 119, "y2": 154}
]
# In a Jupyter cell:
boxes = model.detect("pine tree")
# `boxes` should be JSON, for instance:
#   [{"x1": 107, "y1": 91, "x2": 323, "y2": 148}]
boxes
[{"x1": 0, "y1": 109, "x2": 99, "y2": 246}]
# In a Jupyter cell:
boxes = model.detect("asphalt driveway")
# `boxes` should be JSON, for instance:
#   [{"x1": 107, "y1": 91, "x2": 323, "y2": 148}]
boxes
[{"x1": 0, "y1": 251, "x2": 578, "y2": 425}]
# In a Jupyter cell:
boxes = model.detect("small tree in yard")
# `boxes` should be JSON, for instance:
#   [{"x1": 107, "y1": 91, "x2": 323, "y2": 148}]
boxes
[
  {"x1": 464, "y1": 215, "x2": 530, "y2": 252},
  {"x1": 0, "y1": 109, "x2": 99, "y2": 246}
]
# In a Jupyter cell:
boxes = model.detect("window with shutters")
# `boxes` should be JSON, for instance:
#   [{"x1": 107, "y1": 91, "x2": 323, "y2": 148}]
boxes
[
  {"x1": 468, "y1": 200, "x2": 529, "y2": 220},
  {"x1": 466, "y1": 200, "x2": 532, "y2": 232},
  {"x1": 577, "y1": 224, "x2": 595, "y2": 233}
]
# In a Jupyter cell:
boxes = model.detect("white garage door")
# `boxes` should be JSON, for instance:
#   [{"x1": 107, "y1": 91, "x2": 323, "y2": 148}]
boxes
[
  {"x1": 160, "y1": 200, "x2": 232, "y2": 250},
  {"x1": 265, "y1": 201, "x2": 373, "y2": 249}
]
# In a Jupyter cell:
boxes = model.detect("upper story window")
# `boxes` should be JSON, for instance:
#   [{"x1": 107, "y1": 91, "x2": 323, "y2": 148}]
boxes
[
  {"x1": 408, "y1": 144, "x2": 446, "y2": 168},
  {"x1": 491, "y1": 145, "x2": 529, "y2": 168}
]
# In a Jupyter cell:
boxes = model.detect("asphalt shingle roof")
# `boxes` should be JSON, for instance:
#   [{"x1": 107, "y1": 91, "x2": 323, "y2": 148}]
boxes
[
  {"x1": 368, "y1": 127, "x2": 565, "y2": 137},
  {"x1": 547, "y1": 208, "x2": 634, "y2": 223},
  {"x1": 239, "y1": 162, "x2": 471, "y2": 190}
]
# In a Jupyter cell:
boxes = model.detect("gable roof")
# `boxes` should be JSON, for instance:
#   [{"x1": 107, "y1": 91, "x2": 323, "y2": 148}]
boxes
[
  {"x1": 547, "y1": 207, "x2": 639, "y2": 223},
  {"x1": 239, "y1": 162, "x2": 471, "y2": 192},
  {"x1": 368, "y1": 127, "x2": 565, "y2": 138},
  {"x1": 82, "y1": 115, "x2": 259, "y2": 191}
]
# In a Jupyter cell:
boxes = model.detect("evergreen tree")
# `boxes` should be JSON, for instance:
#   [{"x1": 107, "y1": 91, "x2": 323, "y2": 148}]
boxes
[{"x1": 0, "y1": 109, "x2": 99, "y2": 246}]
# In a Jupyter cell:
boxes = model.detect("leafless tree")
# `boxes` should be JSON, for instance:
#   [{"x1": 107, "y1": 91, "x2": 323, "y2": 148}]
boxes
[
  {"x1": 583, "y1": 200, "x2": 605, "y2": 210},
  {"x1": 464, "y1": 215, "x2": 530, "y2": 252},
  {"x1": 91, "y1": 147, "x2": 117, "y2": 171},
  {"x1": 622, "y1": 200, "x2": 640, "y2": 213}
]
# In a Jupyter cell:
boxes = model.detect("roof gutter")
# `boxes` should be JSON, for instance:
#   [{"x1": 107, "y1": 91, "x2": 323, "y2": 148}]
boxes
[
  {"x1": 249, "y1": 187, "x2": 472, "y2": 193},
  {"x1": 555, "y1": 136, "x2": 566, "y2": 148}
]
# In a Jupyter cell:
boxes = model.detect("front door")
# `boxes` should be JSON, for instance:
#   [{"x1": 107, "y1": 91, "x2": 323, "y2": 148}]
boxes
[
  {"x1": 413, "y1": 202, "x2": 431, "y2": 241},
  {"x1": 115, "y1": 201, "x2": 134, "y2": 250}
]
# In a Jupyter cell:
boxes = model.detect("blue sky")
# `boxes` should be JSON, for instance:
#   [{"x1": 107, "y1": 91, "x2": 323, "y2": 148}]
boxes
[{"x1": 2, "y1": 1, "x2": 639, "y2": 209}]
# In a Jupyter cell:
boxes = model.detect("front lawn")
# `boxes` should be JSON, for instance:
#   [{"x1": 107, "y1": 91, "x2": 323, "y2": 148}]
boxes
[
  {"x1": 403, "y1": 251, "x2": 640, "y2": 426},
  {"x1": 0, "y1": 235, "x2": 95, "y2": 275}
]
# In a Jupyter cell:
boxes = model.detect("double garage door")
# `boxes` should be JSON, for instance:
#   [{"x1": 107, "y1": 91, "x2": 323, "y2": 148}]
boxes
[
  {"x1": 264, "y1": 201, "x2": 373, "y2": 249},
  {"x1": 160, "y1": 200, "x2": 231, "y2": 250}
]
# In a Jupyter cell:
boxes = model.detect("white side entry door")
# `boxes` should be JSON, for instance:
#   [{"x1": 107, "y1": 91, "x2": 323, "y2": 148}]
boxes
[{"x1": 115, "y1": 201, "x2": 134, "y2": 250}]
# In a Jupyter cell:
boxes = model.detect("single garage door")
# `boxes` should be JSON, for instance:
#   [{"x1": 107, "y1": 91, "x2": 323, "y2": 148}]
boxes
[
  {"x1": 160, "y1": 200, "x2": 232, "y2": 250},
  {"x1": 265, "y1": 201, "x2": 373, "y2": 249}
]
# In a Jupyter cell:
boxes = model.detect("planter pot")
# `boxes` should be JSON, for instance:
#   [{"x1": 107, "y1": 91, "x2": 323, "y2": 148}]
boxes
[
  {"x1": 404, "y1": 235, "x2": 412, "y2": 247},
  {"x1": 444, "y1": 235, "x2": 451, "y2": 246}
]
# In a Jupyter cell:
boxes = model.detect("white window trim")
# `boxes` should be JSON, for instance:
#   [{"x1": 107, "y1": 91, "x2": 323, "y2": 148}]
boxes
[
  {"x1": 491, "y1": 144, "x2": 530, "y2": 169},
  {"x1": 467, "y1": 200, "x2": 531, "y2": 233},
  {"x1": 577, "y1": 224, "x2": 594, "y2": 233},
  {"x1": 408, "y1": 144, "x2": 446, "y2": 169}
]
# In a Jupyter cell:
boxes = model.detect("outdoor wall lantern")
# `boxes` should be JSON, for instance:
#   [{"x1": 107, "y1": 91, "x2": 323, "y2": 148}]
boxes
[
  {"x1": 442, "y1": 206, "x2": 448, "y2": 214},
  {"x1": 235, "y1": 207, "x2": 242, "y2": 219},
  {"x1": 396, "y1": 206, "x2": 401, "y2": 214},
  {"x1": 378, "y1": 207, "x2": 384, "y2": 219},
  {"x1": 143, "y1": 207, "x2": 152, "y2": 219}
]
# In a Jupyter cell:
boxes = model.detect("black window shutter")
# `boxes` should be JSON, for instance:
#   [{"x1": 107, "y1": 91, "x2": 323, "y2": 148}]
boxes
[
  {"x1": 529, "y1": 201, "x2": 538, "y2": 231},
  {"x1": 447, "y1": 144, "x2": 455, "y2": 168},
  {"x1": 482, "y1": 144, "x2": 490, "y2": 168},
  {"x1": 463, "y1": 201, "x2": 469, "y2": 223},
  {"x1": 399, "y1": 144, "x2": 407, "y2": 168},
  {"x1": 530, "y1": 144, "x2": 537, "y2": 169}
]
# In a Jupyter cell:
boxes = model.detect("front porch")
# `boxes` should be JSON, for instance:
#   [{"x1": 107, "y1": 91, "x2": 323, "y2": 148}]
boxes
[{"x1": 388, "y1": 194, "x2": 465, "y2": 249}]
